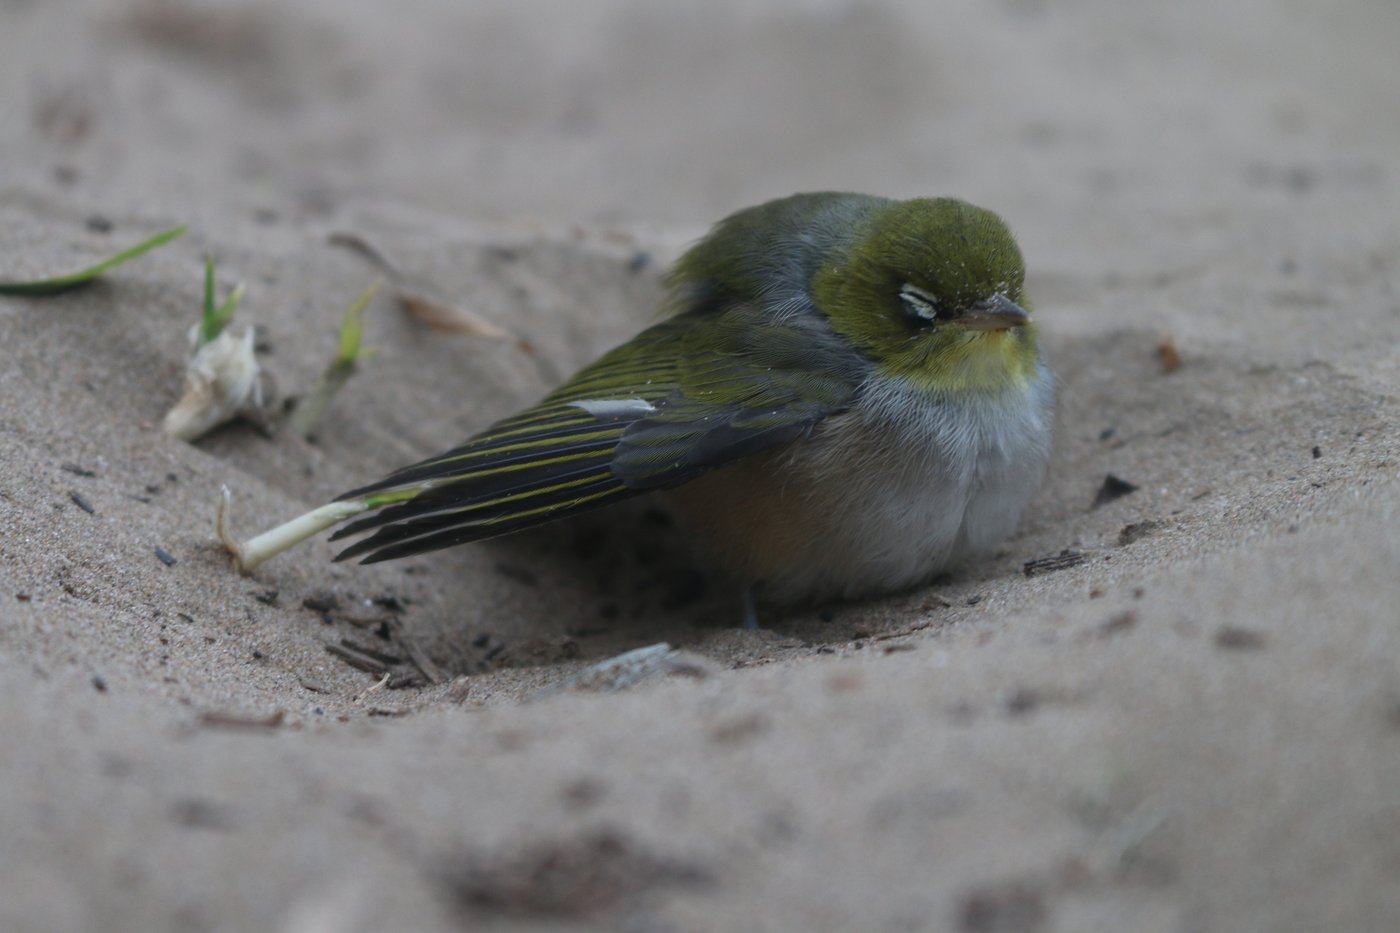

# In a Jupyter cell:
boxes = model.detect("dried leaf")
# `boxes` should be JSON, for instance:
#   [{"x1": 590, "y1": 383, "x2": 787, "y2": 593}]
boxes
[
  {"x1": 1157, "y1": 334, "x2": 1183, "y2": 373},
  {"x1": 400, "y1": 290, "x2": 510, "y2": 338}
]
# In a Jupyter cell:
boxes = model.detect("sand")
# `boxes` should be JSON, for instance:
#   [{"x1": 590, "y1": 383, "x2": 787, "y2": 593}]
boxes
[{"x1": 2, "y1": 1, "x2": 1399, "y2": 931}]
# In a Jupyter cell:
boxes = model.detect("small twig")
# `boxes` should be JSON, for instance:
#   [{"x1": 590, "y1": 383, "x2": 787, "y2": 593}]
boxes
[
  {"x1": 329, "y1": 230, "x2": 510, "y2": 338},
  {"x1": 1022, "y1": 550, "x2": 1087, "y2": 577},
  {"x1": 335, "y1": 612, "x2": 396, "y2": 629},
  {"x1": 197, "y1": 710, "x2": 285, "y2": 731},
  {"x1": 327, "y1": 231, "x2": 403, "y2": 280},
  {"x1": 354, "y1": 672, "x2": 391, "y2": 702},
  {"x1": 402, "y1": 638, "x2": 447, "y2": 685},
  {"x1": 873, "y1": 620, "x2": 932, "y2": 641},
  {"x1": 339, "y1": 638, "x2": 402, "y2": 666},
  {"x1": 325, "y1": 642, "x2": 390, "y2": 676}
]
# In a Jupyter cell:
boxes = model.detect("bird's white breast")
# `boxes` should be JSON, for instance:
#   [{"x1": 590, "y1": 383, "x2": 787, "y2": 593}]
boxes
[
  {"x1": 765, "y1": 365, "x2": 1052, "y2": 602},
  {"x1": 665, "y1": 362, "x2": 1053, "y2": 604}
]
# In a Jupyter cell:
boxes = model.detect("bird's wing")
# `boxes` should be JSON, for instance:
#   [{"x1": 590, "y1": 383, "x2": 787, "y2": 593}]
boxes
[{"x1": 329, "y1": 305, "x2": 859, "y2": 563}]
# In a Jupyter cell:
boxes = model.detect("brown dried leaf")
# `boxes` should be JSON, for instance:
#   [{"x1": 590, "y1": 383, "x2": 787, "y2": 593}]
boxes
[
  {"x1": 1157, "y1": 334, "x2": 1183, "y2": 373},
  {"x1": 400, "y1": 291, "x2": 510, "y2": 338}
]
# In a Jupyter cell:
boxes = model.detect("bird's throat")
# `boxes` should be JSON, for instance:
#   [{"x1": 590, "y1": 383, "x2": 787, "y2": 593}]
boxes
[{"x1": 884, "y1": 326, "x2": 1040, "y2": 395}]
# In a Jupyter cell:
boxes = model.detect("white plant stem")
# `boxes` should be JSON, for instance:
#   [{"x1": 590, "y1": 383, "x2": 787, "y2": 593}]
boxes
[{"x1": 217, "y1": 485, "x2": 369, "y2": 573}]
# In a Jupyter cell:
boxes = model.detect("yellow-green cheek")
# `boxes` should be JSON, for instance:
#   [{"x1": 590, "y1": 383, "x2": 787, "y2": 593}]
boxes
[{"x1": 878, "y1": 325, "x2": 1041, "y2": 394}]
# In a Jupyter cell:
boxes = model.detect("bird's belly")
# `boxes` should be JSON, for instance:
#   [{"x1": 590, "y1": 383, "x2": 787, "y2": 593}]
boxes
[{"x1": 667, "y1": 377, "x2": 1052, "y2": 604}]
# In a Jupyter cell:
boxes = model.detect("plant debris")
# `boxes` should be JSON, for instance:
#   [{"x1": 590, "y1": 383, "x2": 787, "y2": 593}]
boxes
[
  {"x1": 301, "y1": 593, "x2": 340, "y2": 614},
  {"x1": 326, "y1": 231, "x2": 401, "y2": 275},
  {"x1": 324, "y1": 642, "x2": 390, "y2": 676},
  {"x1": 707, "y1": 712, "x2": 768, "y2": 744},
  {"x1": 874, "y1": 620, "x2": 933, "y2": 641},
  {"x1": 1157, "y1": 334, "x2": 1183, "y2": 373},
  {"x1": 329, "y1": 230, "x2": 511, "y2": 337},
  {"x1": 1022, "y1": 549, "x2": 1086, "y2": 577},
  {"x1": 1092, "y1": 474, "x2": 1140, "y2": 508},
  {"x1": 285, "y1": 280, "x2": 381, "y2": 439},
  {"x1": 0, "y1": 225, "x2": 185, "y2": 295},
  {"x1": 339, "y1": 638, "x2": 402, "y2": 667},
  {"x1": 1215, "y1": 626, "x2": 1267, "y2": 650},
  {"x1": 439, "y1": 829, "x2": 711, "y2": 920},
  {"x1": 401, "y1": 638, "x2": 447, "y2": 685},
  {"x1": 162, "y1": 256, "x2": 264, "y2": 442},
  {"x1": 161, "y1": 326, "x2": 263, "y2": 441},
  {"x1": 68, "y1": 491, "x2": 96, "y2": 514},
  {"x1": 322, "y1": 631, "x2": 439, "y2": 688},
  {"x1": 400, "y1": 291, "x2": 511, "y2": 338},
  {"x1": 217, "y1": 485, "x2": 370, "y2": 573},
  {"x1": 354, "y1": 672, "x2": 391, "y2": 702},
  {"x1": 197, "y1": 710, "x2": 285, "y2": 731},
  {"x1": 1118, "y1": 519, "x2": 1164, "y2": 545}
]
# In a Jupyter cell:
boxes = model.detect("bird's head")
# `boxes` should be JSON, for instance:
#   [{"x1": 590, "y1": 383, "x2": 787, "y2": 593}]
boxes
[{"x1": 813, "y1": 197, "x2": 1039, "y2": 394}]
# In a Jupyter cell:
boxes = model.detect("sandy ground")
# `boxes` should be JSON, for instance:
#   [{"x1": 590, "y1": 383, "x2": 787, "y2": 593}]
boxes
[{"x1": 3, "y1": 1, "x2": 1400, "y2": 930}]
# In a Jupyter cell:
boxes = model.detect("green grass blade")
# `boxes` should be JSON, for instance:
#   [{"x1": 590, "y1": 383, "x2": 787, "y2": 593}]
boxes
[
  {"x1": 0, "y1": 225, "x2": 186, "y2": 296},
  {"x1": 197, "y1": 255, "x2": 245, "y2": 347},
  {"x1": 211, "y1": 284, "x2": 243, "y2": 335},
  {"x1": 336, "y1": 279, "x2": 379, "y2": 366},
  {"x1": 285, "y1": 280, "x2": 381, "y2": 439},
  {"x1": 203, "y1": 254, "x2": 216, "y2": 321}
]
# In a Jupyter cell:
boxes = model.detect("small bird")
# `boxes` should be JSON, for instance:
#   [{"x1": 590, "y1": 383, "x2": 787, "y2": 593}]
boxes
[{"x1": 234, "y1": 193, "x2": 1053, "y2": 609}]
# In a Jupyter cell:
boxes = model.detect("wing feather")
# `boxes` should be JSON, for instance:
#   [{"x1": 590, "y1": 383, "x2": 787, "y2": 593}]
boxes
[{"x1": 330, "y1": 303, "x2": 864, "y2": 564}]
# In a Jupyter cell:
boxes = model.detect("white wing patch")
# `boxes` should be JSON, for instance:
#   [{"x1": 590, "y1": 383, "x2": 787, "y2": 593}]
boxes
[{"x1": 569, "y1": 398, "x2": 657, "y2": 418}]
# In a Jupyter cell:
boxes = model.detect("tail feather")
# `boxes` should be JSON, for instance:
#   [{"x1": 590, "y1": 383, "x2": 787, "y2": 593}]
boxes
[{"x1": 336, "y1": 478, "x2": 629, "y2": 563}]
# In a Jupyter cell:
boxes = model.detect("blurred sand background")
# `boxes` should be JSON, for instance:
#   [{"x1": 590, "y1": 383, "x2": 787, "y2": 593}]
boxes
[{"x1": 2, "y1": 0, "x2": 1399, "y2": 930}]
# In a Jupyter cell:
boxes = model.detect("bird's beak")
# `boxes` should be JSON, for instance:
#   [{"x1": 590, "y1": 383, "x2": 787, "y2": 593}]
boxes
[{"x1": 959, "y1": 294, "x2": 1030, "y2": 331}]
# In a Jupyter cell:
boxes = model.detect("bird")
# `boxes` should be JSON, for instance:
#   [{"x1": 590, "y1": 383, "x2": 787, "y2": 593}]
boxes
[{"x1": 242, "y1": 192, "x2": 1053, "y2": 613}]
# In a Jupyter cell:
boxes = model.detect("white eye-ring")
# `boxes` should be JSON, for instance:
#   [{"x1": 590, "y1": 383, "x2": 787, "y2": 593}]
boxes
[{"x1": 899, "y1": 284, "x2": 939, "y2": 323}]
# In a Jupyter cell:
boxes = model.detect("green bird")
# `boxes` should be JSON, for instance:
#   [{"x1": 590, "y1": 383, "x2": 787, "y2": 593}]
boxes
[{"x1": 231, "y1": 192, "x2": 1053, "y2": 611}]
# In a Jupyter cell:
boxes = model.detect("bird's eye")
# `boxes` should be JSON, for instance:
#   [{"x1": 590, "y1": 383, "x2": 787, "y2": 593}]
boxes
[{"x1": 899, "y1": 284, "x2": 940, "y2": 326}]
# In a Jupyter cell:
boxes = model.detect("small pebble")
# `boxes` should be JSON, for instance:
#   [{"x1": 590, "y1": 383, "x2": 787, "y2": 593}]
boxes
[{"x1": 1215, "y1": 626, "x2": 1267, "y2": 650}]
